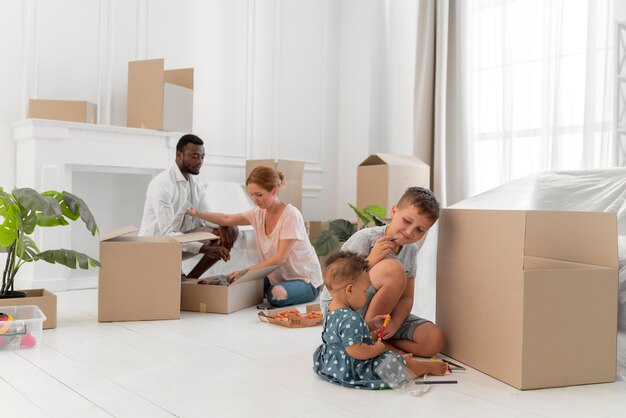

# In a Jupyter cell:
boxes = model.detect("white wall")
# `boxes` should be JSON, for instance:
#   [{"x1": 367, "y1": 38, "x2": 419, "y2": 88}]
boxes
[{"x1": 0, "y1": 0, "x2": 422, "y2": 223}]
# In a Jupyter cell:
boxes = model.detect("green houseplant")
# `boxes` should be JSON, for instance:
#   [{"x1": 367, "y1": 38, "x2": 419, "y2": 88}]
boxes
[
  {"x1": 313, "y1": 204, "x2": 387, "y2": 256},
  {"x1": 0, "y1": 187, "x2": 100, "y2": 298}
]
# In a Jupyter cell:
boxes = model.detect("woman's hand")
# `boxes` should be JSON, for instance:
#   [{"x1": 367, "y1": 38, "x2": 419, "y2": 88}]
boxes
[
  {"x1": 367, "y1": 235, "x2": 397, "y2": 266},
  {"x1": 187, "y1": 207, "x2": 198, "y2": 217},
  {"x1": 227, "y1": 268, "x2": 249, "y2": 283}
]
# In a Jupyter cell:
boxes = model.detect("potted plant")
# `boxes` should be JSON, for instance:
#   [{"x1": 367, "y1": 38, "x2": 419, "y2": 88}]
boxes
[
  {"x1": 0, "y1": 187, "x2": 100, "y2": 326},
  {"x1": 312, "y1": 204, "x2": 387, "y2": 257}
]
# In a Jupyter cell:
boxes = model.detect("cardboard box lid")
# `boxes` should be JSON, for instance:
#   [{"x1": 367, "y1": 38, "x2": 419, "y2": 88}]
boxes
[
  {"x1": 358, "y1": 153, "x2": 430, "y2": 168},
  {"x1": 438, "y1": 209, "x2": 618, "y2": 269},
  {"x1": 438, "y1": 209, "x2": 527, "y2": 269},
  {"x1": 246, "y1": 159, "x2": 304, "y2": 179},
  {"x1": 164, "y1": 68, "x2": 194, "y2": 89},
  {"x1": 100, "y1": 226, "x2": 217, "y2": 243},
  {"x1": 524, "y1": 210, "x2": 618, "y2": 268},
  {"x1": 232, "y1": 264, "x2": 279, "y2": 285}
]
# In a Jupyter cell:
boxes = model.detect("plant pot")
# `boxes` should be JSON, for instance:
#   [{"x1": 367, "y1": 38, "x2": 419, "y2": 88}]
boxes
[
  {"x1": 0, "y1": 289, "x2": 57, "y2": 329},
  {"x1": 0, "y1": 290, "x2": 27, "y2": 299}
]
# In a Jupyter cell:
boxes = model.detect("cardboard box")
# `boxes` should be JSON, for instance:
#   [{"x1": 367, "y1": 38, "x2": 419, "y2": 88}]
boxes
[
  {"x1": 28, "y1": 99, "x2": 97, "y2": 124},
  {"x1": 246, "y1": 159, "x2": 304, "y2": 211},
  {"x1": 127, "y1": 58, "x2": 194, "y2": 132},
  {"x1": 0, "y1": 289, "x2": 56, "y2": 330},
  {"x1": 357, "y1": 154, "x2": 430, "y2": 211},
  {"x1": 436, "y1": 209, "x2": 618, "y2": 390},
  {"x1": 258, "y1": 304, "x2": 323, "y2": 328},
  {"x1": 98, "y1": 226, "x2": 217, "y2": 322},
  {"x1": 180, "y1": 265, "x2": 278, "y2": 314}
]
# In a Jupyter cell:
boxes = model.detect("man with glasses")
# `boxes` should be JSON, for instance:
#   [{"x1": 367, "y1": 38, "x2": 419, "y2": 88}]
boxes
[{"x1": 139, "y1": 134, "x2": 238, "y2": 279}]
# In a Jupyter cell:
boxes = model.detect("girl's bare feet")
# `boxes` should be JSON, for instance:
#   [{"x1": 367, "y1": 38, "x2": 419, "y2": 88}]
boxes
[{"x1": 406, "y1": 359, "x2": 448, "y2": 377}]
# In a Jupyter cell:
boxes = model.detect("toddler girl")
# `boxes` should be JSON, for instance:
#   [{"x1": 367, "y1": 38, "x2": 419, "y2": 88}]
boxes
[{"x1": 313, "y1": 252, "x2": 447, "y2": 389}]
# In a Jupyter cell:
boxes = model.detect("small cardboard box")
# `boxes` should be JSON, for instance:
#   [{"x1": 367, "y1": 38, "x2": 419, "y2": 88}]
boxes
[
  {"x1": 127, "y1": 58, "x2": 194, "y2": 132},
  {"x1": 357, "y1": 154, "x2": 430, "y2": 211},
  {"x1": 257, "y1": 303, "x2": 323, "y2": 328},
  {"x1": 0, "y1": 289, "x2": 56, "y2": 330},
  {"x1": 246, "y1": 159, "x2": 304, "y2": 211},
  {"x1": 28, "y1": 99, "x2": 97, "y2": 124},
  {"x1": 98, "y1": 226, "x2": 217, "y2": 322},
  {"x1": 436, "y1": 209, "x2": 618, "y2": 390},
  {"x1": 180, "y1": 265, "x2": 278, "y2": 314}
]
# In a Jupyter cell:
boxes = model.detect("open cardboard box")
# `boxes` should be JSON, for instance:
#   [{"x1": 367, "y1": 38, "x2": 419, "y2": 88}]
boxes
[
  {"x1": 436, "y1": 209, "x2": 618, "y2": 390},
  {"x1": 258, "y1": 303, "x2": 323, "y2": 328},
  {"x1": 127, "y1": 58, "x2": 193, "y2": 132},
  {"x1": 357, "y1": 154, "x2": 430, "y2": 211},
  {"x1": 98, "y1": 226, "x2": 217, "y2": 322},
  {"x1": 181, "y1": 265, "x2": 278, "y2": 314}
]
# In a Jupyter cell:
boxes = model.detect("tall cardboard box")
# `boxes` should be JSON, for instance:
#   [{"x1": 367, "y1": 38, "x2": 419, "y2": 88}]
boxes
[
  {"x1": 436, "y1": 209, "x2": 618, "y2": 390},
  {"x1": 29, "y1": 99, "x2": 97, "y2": 124},
  {"x1": 246, "y1": 159, "x2": 304, "y2": 211},
  {"x1": 127, "y1": 58, "x2": 194, "y2": 132},
  {"x1": 98, "y1": 226, "x2": 217, "y2": 322},
  {"x1": 357, "y1": 154, "x2": 430, "y2": 212}
]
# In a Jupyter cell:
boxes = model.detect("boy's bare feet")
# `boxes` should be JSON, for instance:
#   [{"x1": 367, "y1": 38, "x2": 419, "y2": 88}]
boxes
[{"x1": 406, "y1": 359, "x2": 448, "y2": 377}]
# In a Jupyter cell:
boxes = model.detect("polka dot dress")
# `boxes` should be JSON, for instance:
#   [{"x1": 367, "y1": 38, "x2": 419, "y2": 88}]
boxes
[{"x1": 312, "y1": 308, "x2": 407, "y2": 390}]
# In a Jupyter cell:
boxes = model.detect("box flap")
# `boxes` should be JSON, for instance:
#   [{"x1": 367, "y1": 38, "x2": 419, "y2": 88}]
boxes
[
  {"x1": 246, "y1": 159, "x2": 304, "y2": 180},
  {"x1": 524, "y1": 211, "x2": 618, "y2": 268},
  {"x1": 359, "y1": 153, "x2": 429, "y2": 168},
  {"x1": 173, "y1": 231, "x2": 219, "y2": 243},
  {"x1": 438, "y1": 209, "x2": 526, "y2": 268},
  {"x1": 233, "y1": 265, "x2": 279, "y2": 285},
  {"x1": 100, "y1": 225, "x2": 139, "y2": 242},
  {"x1": 164, "y1": 68, "x2": 194, "y2": 89}
]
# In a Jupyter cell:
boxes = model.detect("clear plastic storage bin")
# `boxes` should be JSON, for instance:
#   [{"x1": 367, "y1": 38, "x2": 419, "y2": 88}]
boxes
[{"x1": 0, "y1": 305, "x2": 46, "y2": 350}]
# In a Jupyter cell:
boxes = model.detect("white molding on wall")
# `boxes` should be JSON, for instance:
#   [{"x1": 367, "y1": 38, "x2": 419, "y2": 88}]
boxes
[
  {"x1": 97, "y1": 0, "x2": 114, "y2": 125},
  {"x1": 136, "y1": 0, "x2": 149, "y2": 60},
  {"x1": 20, "y1": 0, "x2": 39, "y2": 119},
  {"x1": 271, "y1": 0, "x2": 282, "y2": 158},
  {"x1": 245, "y1": 0, "x2": 256, "y2": 158}
]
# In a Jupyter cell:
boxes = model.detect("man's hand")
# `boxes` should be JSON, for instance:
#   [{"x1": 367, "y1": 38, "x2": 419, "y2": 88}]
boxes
[
  {"x1": 217, "y1": 225, "x2": 236, "y2": 249},
  {"x1": 200, "y1": 243, "x2": 230, "y2": 262}
]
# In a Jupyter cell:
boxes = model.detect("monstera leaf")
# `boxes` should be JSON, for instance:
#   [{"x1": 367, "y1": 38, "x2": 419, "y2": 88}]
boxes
[{"x1": 0, "y1": 187, "x2": 100, "y2": 296}]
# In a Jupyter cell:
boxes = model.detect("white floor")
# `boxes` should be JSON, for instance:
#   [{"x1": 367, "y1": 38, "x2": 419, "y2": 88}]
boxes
[{"x1": 1, "y1": 289, "x2": 625, "y2": 418}]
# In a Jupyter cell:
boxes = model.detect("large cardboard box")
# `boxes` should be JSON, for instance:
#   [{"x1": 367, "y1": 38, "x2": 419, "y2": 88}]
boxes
[
  {"x1": 436, "y1": 209, "x2": 618, "y2": 390},
  {"x1": 180, "y1": 265, "x2": 278, "y2": 314},
  {"x1": 246, "y1": 159, "x2": 304, "y2": 211},
  {"x1": 127, "y1": 58, "x2": 194, "y2": 132},
  {"x1": 28, "y1": 99, "x2": 97, "y2": 124},
  {"x1": 0, "y1": 289, "x2": 57, "y2": 330},
  {"x1": 357, "y1": 154, "x2": 430, "y2": 211},
  {"x1": 98, "y1": 226, "x2": 217, "y2": 322}
]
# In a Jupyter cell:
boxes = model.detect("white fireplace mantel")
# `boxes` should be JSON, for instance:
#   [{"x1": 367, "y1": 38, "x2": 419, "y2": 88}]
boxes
[{"x1": 13, "y1": 118, "x2": 183, "y2": 291}]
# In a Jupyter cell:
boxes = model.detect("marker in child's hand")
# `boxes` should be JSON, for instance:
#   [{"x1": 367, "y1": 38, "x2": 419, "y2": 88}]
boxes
[{"x1": 379, "y1": 314, "x2": 391, "y2": 339}]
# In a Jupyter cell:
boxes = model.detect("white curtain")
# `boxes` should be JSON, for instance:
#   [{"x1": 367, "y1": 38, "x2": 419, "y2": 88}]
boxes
[{"x1": 432, "y1": 0, "x2": 617, "y2": 205}]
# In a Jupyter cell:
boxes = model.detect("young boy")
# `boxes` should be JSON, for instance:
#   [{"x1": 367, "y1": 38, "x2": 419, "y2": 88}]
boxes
[{"x1": 320, "y1": 187, "x2": 444, "y2": 357}]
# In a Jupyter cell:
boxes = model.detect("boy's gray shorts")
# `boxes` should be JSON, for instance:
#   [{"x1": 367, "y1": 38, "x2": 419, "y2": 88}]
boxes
[{"x1": 320, "y1": 285, "x2": 431, "y2": 341}]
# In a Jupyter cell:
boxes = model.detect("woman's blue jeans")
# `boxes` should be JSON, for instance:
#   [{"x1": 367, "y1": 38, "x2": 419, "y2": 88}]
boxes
[{"x1": 263, "y1": 277, "x2": 320, "y2": 307}]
